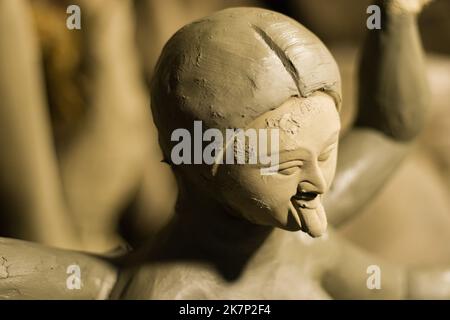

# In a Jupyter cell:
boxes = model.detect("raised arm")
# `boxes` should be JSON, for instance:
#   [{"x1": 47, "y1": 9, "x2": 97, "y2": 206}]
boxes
[
  {"x1": 0, "y1": 0, "x2": 79, "y2": 247},
  {"x1": 321, "y1": 231, "x2": 450, "y2": 299},
  {"x1": 325, "y1": 0, "x2": 431, "y2": 225}
]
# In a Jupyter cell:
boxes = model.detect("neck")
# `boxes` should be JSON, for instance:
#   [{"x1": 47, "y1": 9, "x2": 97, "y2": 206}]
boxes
[{"x1": 160, "y1": 177, "x2": 285, "y2": 280}]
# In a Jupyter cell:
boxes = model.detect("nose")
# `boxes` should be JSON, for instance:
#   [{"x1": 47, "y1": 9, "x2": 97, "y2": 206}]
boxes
[{"x1": 297, "y1": 161, "x2": 327, "y2": 195}]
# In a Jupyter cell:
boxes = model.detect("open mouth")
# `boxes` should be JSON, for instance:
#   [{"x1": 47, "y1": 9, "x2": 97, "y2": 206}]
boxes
[
  {"x1": 289, "y1": 192, "x2": 327, "y2": 237},
  {"x1": 292, "y1": 192, "x2": 319, "y2": 207}
]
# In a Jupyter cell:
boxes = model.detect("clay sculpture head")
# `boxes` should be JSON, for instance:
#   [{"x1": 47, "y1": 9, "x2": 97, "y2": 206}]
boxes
[{"x1": 151, "y1": 7, "x2": 341, "y2": 237}]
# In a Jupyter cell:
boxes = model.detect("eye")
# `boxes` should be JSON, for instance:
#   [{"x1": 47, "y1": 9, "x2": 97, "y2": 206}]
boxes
[
  {"x1": 279, "y1": 167, "x2": 300, "y2": 175},
  {"x1": 318, "y1": 145, "x2": 336, "y2": 162},
  {"x1": 318, "y1": 150, "x2": 332, "y2": 162},
  {"x1": 278, "y1": 160, "x2": 303, "y2": 176}
]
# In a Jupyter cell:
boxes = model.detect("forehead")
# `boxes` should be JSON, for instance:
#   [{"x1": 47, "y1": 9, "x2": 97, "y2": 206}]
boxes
[
  {"x1": 243, "y1": 93, "x2": 340, "y2": 161},
  {"x1": 252, "y1": 92, "x2": 340, "y2": 135},
  {"x1": 268, "y1": 94, "x2": 335, "y2": 125}
]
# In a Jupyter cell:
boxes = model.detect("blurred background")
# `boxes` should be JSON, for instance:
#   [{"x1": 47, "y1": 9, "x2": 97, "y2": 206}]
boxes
[{"x1": 0, "y1": 0, "x2": 449, "y2": 270}]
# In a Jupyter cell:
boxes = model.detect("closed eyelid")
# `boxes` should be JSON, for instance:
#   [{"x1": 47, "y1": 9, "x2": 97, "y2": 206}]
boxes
[
  {"x1": 318, "y1": 145, "x2": 336, "y2": 161},
  {"x1": 278, "y1": 160, "x2": 304, "y2": 170}
]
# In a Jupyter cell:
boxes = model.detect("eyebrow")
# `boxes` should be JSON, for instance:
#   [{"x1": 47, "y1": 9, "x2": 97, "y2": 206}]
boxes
[
  {"x1": 279, "y1": 147, "x2": 310, "y2": 158},
  {"x1": 323, "y1": 131, "x2": 340, "y2": 147},
  {"x1": 278, "y1": 130, "x2": 340, "y2": 158}
]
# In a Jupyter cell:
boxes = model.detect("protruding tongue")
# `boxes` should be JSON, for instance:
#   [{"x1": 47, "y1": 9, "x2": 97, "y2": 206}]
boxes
[{"x1": 293, "y1": 198, "x2": 327, "y2": 237}]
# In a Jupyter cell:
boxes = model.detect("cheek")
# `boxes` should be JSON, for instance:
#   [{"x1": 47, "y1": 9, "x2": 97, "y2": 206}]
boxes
[
  {"x1": 248, "y1": 174, "x2": 299, "y2": 215},
  {"x1": 245, "y1": 175, "x2": 290, "y2": 205},
  {"x1": 222, "y1": 167, "x2": 298, "y2": 217},
  {"x1": 218, "y1": 167, "x2": 270, "y2": 209}
]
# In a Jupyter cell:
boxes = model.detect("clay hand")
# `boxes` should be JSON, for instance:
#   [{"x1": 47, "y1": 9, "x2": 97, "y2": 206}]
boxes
[{"x1": 385, "y1": 0, "x2": 433, "y2": 14}]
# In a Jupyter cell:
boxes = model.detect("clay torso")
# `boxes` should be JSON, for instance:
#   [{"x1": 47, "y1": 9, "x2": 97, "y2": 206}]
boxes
[{"x1": 114, "y1": 230, "x2": 338, "y2": 299}]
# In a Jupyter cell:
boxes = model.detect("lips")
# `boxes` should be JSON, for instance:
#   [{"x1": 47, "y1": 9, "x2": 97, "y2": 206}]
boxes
[{"x1": 289, "y1": 193, "x2": 327, "y2": 237}]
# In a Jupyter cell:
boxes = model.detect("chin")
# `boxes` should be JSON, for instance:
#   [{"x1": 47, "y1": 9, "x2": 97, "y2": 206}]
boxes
[
  {"x1": 283, "y1": 221, "x2": 303, "y2": 232},
  {"x1": 281, "y1": 224, "x2": 302, "y2": 232},
  {"x1": 271, "y1": 211, "x2": 303, "y2": 232}
]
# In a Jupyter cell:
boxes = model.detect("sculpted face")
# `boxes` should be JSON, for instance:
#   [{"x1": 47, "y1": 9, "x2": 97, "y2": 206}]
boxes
[
  {"x1": 151, "y1": 8, "x2": 343, "y2": 237},
  {"x1": 215, "y1": 92, "x2": 340, "y2": 237}
]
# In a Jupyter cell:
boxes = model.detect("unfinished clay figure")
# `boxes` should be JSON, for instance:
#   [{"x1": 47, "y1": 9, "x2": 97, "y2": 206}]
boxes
[{"x1": 1, "y1": 2, "x2": 450, "y2": 299}]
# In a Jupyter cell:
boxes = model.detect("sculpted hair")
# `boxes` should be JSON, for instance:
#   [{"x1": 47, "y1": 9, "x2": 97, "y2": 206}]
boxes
[{"x1": 151, "y1": 7, "x2": 342, "y2": 160}]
